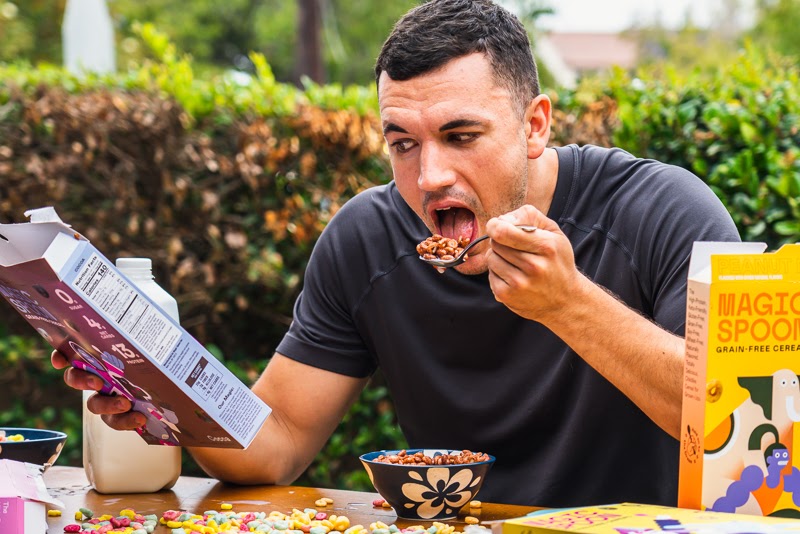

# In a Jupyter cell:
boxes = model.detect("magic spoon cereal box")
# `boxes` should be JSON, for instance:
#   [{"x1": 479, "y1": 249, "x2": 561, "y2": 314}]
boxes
[
  {"x1": 0, "y1": 208, "x2": 271, "y2": 448},
  {"x1": 679, "y1": 241, "x2": 800, "y2": 516}
]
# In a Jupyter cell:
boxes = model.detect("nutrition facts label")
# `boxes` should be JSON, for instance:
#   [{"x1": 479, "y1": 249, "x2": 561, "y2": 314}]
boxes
[{"x1": 72, "y1": 253, "x2": 182, "y2": 363}]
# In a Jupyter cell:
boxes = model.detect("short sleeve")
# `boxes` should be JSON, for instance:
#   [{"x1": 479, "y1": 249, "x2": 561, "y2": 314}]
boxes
[{"x1": 275, "y1": 213, "x2": 377, "y2": 378}]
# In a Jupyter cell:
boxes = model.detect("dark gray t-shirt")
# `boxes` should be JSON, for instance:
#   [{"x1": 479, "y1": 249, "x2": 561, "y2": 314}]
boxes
[{"x1": 277, "y1": 144, "x2": 741, "y2": 507}]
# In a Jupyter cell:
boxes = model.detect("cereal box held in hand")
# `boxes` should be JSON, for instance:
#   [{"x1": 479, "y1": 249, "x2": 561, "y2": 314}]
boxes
[
  {"x1": 0, "y1": 208, "x2": 271, "y2": 448},
  {"x1": 679, "y1": 241, "x2": 800, "y2": 516}
]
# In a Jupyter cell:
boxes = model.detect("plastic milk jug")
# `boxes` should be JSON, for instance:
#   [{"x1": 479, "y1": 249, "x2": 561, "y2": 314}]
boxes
[{"x1": 82, "y1": 258, "x2": 182, "y2": 493}]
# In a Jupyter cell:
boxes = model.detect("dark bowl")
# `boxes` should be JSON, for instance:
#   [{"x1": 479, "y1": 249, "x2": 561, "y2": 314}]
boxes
[
  {"x1": 0, "y1": 427, "x2": 68, "y2": 469},
  {"x1": 360, "y1": 449, "x2": 495, "y2": 521}
]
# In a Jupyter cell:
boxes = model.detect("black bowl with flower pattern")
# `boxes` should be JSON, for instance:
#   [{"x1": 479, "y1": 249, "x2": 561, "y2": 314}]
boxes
[
  {"x1": 0, "y1": 427, "x2": 68, "y2": 469},
  {"x1": 359, "y1": 449, "x2": 495, "y2": 521}
]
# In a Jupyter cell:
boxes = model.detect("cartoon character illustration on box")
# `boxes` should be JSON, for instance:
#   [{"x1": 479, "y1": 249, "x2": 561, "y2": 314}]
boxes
[
  {"x1": 68, "y1": 341, "x2": 183, "y2": 445},
  {"x1": 709, "y1": 424, "x2": 800, "y2": 514},
  {"x1": 703, "y1": 369, "x2": 800, "y2": 516}
]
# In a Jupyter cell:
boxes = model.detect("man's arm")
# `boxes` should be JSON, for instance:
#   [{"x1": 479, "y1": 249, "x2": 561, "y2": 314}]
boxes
[
  {"x1": 190, "y1": 354, "x2": 368, "y2": 484},
  {"x1": 539, "y1": 275, "x2": 684, "y2": 439},
  {"x1": 485, "y1": 206, "x2": 684, "y2": 439},
  {"x1": 54, "y1": 351, "x2": 368, "y2": 484}
]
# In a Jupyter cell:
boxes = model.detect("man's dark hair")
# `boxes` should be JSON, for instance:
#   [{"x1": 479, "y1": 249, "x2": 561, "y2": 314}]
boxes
[{"x1": 375, "y1": 0, "x2": 539, "y2": 117}]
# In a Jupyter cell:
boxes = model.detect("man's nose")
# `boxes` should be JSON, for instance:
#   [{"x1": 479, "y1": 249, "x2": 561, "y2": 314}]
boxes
[{"x1": 417, "y1": 145, "x2": 457, "y2": 191}]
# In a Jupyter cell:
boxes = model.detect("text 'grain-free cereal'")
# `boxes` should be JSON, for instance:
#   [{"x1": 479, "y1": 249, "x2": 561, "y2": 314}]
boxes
[{"x1": 416, "y1": 235, "x2": 471, "y2": 262}]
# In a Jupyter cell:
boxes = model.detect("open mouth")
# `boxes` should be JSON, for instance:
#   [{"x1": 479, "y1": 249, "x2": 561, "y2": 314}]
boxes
[{"x1": 434, "y1": 207, "x2": 476, "y2": 242}]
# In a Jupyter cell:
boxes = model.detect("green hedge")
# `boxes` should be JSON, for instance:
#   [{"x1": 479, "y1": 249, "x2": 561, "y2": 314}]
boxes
[
  {"x1": 0, "y1": 329, "x2": 83, "y2": 467},
  {"x1": 2, "y1": 36, "x2": 799, "y2": 490},
  {"x1": 0, "y1": 25, "x2": 401, "y2": 489},
  {"x1": 597, "y1": 45, "x2": 800, "y2": 248}
]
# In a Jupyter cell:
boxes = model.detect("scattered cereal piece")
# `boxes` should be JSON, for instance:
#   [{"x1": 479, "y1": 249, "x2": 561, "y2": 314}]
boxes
[
  {"x1": 333, "y1": 516, "x2": 351, "y2": 530},
  {"x1": 111, "y1": 516, "x2": 131, "y2": 528},
  {"x1": 0, "y1": 432, "x2": 25, "y2": 442},
  {"x1": 52, "y1": 503, "x2": 481, "y2": 534},
  {"x1": 469, "y1": 500, "x2": 482, "y2": 509},
  {"x1": 163, "y1": 510, "x2": 182, "y2": 521},
  {"x1": 381, "y1": 501, "x2": 393, "y2": 509},
  {"x1": 372, "y1": 499, "x2": 385, "y2": 507},
  {"x1": 79, "y1": 507, "x2": 94, "y2": 519},
  {"x1": 220, "y1": 503, "x2": 233, "y2": 510},
  {"x1": 47, "y1": 509, "x2": 62, "y2": 517},
  {"x1": 323, "y1": 497, "x2": 334, "y2": 504},
  {"x1": 314, "y1": 498, "x2": 328, "y2": 507}
]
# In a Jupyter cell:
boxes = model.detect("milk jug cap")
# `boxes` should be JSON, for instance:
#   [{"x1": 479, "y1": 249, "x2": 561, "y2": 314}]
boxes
[{"x1": 116, "y1": 257, "x2": 152, "y2": 271}]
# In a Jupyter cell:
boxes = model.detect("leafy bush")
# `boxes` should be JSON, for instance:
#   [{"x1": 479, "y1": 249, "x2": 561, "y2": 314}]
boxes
[
  {"x1": 0, "y1": 26, "x2": 395, "y2": 487},
  {"x1": 0, "y1": 327, "x2": 83, "y2": 467},
  {"x1": 600, "y1": 45, "x2": 800, "y2": 248}
]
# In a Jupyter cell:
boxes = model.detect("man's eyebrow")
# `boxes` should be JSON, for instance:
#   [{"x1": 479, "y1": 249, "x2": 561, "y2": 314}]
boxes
[
  {"x1": 382, "y1": 119, "x2": 483, "y2": 135},
  {"x1": 440, "y1": 119, "x2": 483, "y2": 131},
  {"x1": 383, "y1": 123, "x2": 408, "y2": 135}
]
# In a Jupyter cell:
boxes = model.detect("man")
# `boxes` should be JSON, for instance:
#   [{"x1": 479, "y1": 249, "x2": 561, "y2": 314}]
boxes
[{"x1": 55, "y1": 0, "x2": 740, "y2": 507}]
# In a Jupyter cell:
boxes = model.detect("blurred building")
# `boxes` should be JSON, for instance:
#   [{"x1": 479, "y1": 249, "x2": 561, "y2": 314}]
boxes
[
  {"x1": 62, "y1": 0, "x2": 116, "y2": 74},
  {"x1": 536, "y1": 32, "x2": 638, "y2": 89}
]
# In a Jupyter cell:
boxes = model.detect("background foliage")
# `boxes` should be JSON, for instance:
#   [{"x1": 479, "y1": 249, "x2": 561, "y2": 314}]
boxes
[
  {"x1": 2, "y1": 6, "x2": 800, "y2": 490},
  {"x1": 606, "y1": 47, "x2": 800, "y2": 245},
  {"x1": 108, "y1": 0, "x2": 420, "y2": 85},
  {"x1": 0, "y1": 0, "x2": 420, "y2": 86}
]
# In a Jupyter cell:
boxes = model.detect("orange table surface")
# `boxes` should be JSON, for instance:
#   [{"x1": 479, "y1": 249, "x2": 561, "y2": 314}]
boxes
[{"x1": 43, "y1": 466, "x2": 536, "y2": 533}]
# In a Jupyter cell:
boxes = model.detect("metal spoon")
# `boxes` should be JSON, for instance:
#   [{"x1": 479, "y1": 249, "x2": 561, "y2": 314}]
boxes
[{"x1": 419, "y1": 225, "x2": 538, "y2": 270}]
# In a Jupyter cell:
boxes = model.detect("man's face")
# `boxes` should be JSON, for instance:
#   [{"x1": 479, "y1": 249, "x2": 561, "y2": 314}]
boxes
[{"x1": 378, "y1": 53, "x2": 531, "y2": 274}]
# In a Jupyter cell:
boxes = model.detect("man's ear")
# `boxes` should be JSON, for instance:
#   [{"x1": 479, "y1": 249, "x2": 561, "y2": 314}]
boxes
[{"x1": 524, "y1": 94, "x2": 552, "y2": 160}]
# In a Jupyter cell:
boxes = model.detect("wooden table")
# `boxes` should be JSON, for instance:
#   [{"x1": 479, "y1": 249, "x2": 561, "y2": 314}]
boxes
[{"x1": 43, "y1": 466, "x2": 536, "y2": 533}]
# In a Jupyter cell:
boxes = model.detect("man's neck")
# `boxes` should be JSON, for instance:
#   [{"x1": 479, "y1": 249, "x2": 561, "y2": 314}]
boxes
[{"x1": 526, "y1": 146, "x2": 559, "y2": 216}]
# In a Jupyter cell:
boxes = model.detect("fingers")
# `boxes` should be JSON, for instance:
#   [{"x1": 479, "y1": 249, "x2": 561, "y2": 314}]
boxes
[
  {"x1": 485, "y1": 206, "x2": 558, "y2": 266},
  {"x1": 487, "y1": 205, "x2": 560, "y2": 240},
  {"x1": 50, "y1": 350, "x2": 70, "y2": 370},
  {"x1": 86, "y1": 392, "x2": 147, "y2": 430},
  {"x1": 53, "y1": 350, "x2": 145, "y2": 430},
  {"x1": 488, "y1": 239, "x2": 542, "y2": 274},
  {"x1": 62, "y1": 365, "x2": 105, "y2": 392},
  {"x1": 484, "y1": 205, "x2": 579, "y2": 322},
  {"x1": 53, "y1": 350, "x2": 104, "y2": 391},
  {"x1": 102, "y1": 412, "x2": 147, "y2": 431},
  {"x1": 86, "y1": 390, "x2": 131, "y2": 413},
  {"x1": 486, "y1": 206, "x2": 559, "y2": 258},
  {"x1": 54, "y1": 351, "x2": 109, "y2": 392}
]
